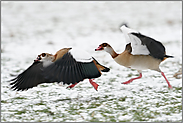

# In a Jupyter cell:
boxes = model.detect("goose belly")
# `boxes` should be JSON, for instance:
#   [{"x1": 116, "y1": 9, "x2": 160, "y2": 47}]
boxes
[
  {"x1": 130, "y1": 55, "x2": 161, "y2": 70},
  {"x1": 114, "y1": 54, "x2": 161, "y2": 70}
]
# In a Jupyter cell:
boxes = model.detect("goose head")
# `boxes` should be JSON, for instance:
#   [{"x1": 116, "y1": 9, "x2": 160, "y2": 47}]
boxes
[
  {"x1": 95, "y1": 43, "x2": 113, "y2": 53},
  {"x1": 35, "y1": 53, "x2": 54, "y2": 62}
]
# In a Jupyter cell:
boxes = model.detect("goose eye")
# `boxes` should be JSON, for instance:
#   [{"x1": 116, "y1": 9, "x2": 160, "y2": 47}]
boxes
[
  {"x1": 102, "y1": 43, "x2": 107, "y2": 47},
  {"x1": 42, "y1": 53, "x2": 46, "y2": 57}
]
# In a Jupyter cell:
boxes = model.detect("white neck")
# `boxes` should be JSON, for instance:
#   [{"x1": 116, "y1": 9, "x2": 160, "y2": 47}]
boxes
[
  {"x1": 104, "y1": 47, "x2": 118, "y2": 58},
  {"x1": 41, "y1": 56, "x2": 54, "y2": 67}
]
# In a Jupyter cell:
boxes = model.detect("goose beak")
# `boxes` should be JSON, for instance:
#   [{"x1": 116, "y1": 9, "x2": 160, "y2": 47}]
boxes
[
  {"x1": 34, "y1": 59, "x2": 39, "y2": 62},
  {"x1": 95, "y1": 46, "x2": 103, "y2": 51},
  {"x1": 34, "y1": 56, "x2": 41, "y2": 62}
]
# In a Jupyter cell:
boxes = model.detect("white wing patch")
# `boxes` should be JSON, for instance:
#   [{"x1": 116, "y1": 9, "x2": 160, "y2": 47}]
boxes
[
  {"x1": 120, "y1": 25, "x2": 150, "y2": 55},
  {"x1": 69, "y1": 48, "x2": 93, "y2": 63},
  {"x1": 120, "y1": 25, "x2": 138, "y2": 44},
  {"x1": 128, "y1": 34, "x2": 150, "y2": 55}
]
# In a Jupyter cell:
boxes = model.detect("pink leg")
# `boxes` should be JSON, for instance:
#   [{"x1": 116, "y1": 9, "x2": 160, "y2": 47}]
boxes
[
  {"x1": 161, "y1": 72, "x2": 172, "y2": 89},
  {"x1": 122, "y1": 73, "x2": 142, "y2": 84},
  {"x1": 89, "y1": 79, "x2": 99, "y2": 91},
  {"x1": 66, "y1": 83, "x2": 78, "y2": 89}
]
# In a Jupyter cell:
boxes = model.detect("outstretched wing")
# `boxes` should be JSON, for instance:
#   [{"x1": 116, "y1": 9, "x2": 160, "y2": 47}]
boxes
[
  {"x1": 10, "y1": 48, "x2": 103, "y2": 91},
  {"x1": 43, "y1": 52, "x2": 101, "y2": 85},
  {"x1": 120, "y1": 25, "x2": 166, "y2": 60},
  {"x1": 120, "y1": 25, "x2": 150, "y2": 55},
  {"x1": 131, "y1": 32, "x2": 166, "y2": 60},
  {"x1": 9, "y1": 61, "x2": 49, "y2": 91}
]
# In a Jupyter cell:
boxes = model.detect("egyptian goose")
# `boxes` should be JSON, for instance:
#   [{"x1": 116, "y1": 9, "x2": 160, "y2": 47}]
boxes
[
  {"x1": 95, "y1": 25, "x2": 173, "y2": 88},
  {"x1": 10, "y1": 48, "x2": 110, "y2": 91}
]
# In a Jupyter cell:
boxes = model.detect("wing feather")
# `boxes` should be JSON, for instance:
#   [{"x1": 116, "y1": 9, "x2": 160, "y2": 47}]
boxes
[
  {"x1": 43, "y1": 52, "x2": 101, "y2": 84},
  {"x1": 131, "y1": 32, "x2": 166, "y2": 60},
  {"x1": 9, "y1": 62, "x2": 48, "y2": 91},
  {"x1": 10, "y1": 49, "x2": 105, "y2": 91},
  {"x1": 120, "y1": 25, "x2": 150, "y2": 55}
]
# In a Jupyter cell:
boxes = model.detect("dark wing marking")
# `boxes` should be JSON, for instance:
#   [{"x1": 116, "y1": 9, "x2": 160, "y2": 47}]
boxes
[
  {"x1": 131, "y1": 32, "x2": 166, "y2": 60},
  {"x1": 43, "y1": 52, "x2": 101, "y2": 85},
  {"x1": 9, "y1": 61, "x2": 49, "y2": 91}
]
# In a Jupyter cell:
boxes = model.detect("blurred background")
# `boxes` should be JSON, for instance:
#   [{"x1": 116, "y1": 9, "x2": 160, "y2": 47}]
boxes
[{"x1": 1, "y1": 1, "x2": 182, "y2": 122}]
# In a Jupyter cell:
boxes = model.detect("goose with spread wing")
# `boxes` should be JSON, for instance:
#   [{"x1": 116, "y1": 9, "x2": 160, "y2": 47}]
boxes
[
  {"x1": 95, "y1": 25, "x2": 173, "y2": 88},
  {"x1": 10, "y1": 48, "x2": 110, "y2": 91}
]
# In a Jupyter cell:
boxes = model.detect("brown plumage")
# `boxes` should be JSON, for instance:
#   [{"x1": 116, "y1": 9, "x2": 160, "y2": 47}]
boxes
[{"x1": 95, "y1": 25, "x2": 173, "y2": 88}]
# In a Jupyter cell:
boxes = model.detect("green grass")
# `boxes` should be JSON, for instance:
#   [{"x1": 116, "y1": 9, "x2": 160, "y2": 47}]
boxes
[
  {"x1": 13, "y1": 97, "x2": 27, "y2": 100},
  {"x1": 14, "y1": 109, "x2": 27, "y2": 115},
  {"x1": 1, "y1": 100, "x2": 8, "y2": 103},
  {"x1": 35, "y1": 101, "x2": 46, "y2": 105},
  {"x1": 1, "y1": 80, "x2": 182, "y2": 122},
  {"x1": 109, "y1": 78, "x2": 116, "y2": 82},
  {"x1": 36, "y1": 108, "x2": 55, "y2": 115}
]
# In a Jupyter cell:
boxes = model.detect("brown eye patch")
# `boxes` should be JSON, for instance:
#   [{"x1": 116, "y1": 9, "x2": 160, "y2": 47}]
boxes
[
  {"x1": 102, "y1": 43, "x2": 108, "y2": 47},
  {"x1": 42, "y1": 53, "x2": 46, "y2": 57}
]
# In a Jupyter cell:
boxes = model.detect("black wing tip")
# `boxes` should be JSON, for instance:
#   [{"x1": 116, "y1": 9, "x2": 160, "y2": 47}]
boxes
[
  {"x1": 131, "y1": 32, "x2": 142, "y2": 36},
  {"x1": 10, "y1": 86, "x2": 24, "y2": 91},
  {"x1": 165, "y1": 55, "x2": 174, "y2": 58},
  {"x1": 10, "y1": 82, "x2": 36, "y2": 91},
  {"x1": 9, "y1": 82, "x2": 29, "y2": 91},
  {"x1": 101, "y1": 67, "x2": 110, "y2": 72},
  {"x1": 9, "y1": 77, "x2": 31, "y2": 91}
]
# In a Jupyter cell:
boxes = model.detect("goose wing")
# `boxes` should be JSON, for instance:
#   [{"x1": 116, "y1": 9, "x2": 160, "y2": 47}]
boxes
[
  {"x1": 131, "y1": 32, "x2": 166, "y2": 60},
  {"x1": 120, "y1": 25, "x2": 166, "y2": 60},
  {"x1": 43, "y1": 50, "x2": 101, "y2": 85},
  {"x1": 9, "y1": 61, "x2": 48, "y2": 91},
  {"x1": 120, "y1": 25, "x2": 150, "y2": 55}
]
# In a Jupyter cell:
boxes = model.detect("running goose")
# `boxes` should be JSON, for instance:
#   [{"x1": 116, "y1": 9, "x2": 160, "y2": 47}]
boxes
[
  {"x1": 10, "y1": 48, "x2": 110, "y2": 91},
  {"x1": 95, "y1": 25, "x2": 173, "y2": 88}
]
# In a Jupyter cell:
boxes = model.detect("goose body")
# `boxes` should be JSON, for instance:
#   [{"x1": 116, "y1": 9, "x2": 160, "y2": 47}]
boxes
[
  {"x1": 95, "y1": 25, "x2": 173, "y2": 88},
  {"x1": 114, "y1": 52, "x2": 162, "y2": 71},
  {"x1": 10, "y1": 48, "x2": 110, "y2": 91}
]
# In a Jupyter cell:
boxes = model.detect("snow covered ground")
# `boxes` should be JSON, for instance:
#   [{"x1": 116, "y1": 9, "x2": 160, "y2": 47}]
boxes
[{"x1": 1, "y1": 1, "x2": 182, "y2": 122}]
